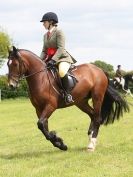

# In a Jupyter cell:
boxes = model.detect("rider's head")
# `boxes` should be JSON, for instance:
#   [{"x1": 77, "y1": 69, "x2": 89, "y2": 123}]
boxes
[
  {"x1": 117, "y1": 65, "x2": 121, "y2": 69},
  {"x1": 40, "y1": 12, "x2": 58, "y2": 30}
]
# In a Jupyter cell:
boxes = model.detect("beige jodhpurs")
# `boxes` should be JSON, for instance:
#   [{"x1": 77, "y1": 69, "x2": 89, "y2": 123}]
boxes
[{"x1": 58, "y1": 62, "x2": 71, "y2": 78}]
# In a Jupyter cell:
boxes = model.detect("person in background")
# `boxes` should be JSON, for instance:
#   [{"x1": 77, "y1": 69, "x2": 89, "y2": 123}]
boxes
[
  {"x1": 114, "y1": 65, "x2": 123, "y2": 83},
  {"x1": 40, "y1": 12, "x2": 77, "y2": 104},
  {"x1": 114, "y1": 64, "x2": 125, "y2": 88}
]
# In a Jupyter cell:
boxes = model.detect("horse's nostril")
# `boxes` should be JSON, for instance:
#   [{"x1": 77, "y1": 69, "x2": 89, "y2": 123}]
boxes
[{"x1": 9, "y1": 84, "x2": 16, "y2": 90}]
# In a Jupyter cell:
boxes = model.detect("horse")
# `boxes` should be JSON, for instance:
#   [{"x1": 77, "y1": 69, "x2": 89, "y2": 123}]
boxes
[
  {"x1": 111, "y1": 74, "x2": 133, "y2": 98},
  {"x1": 7, "y1": 46, "x2": 129, "y2": 152}
]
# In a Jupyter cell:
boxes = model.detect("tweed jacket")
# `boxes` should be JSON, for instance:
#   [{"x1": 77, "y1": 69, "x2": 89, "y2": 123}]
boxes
[
  {"x1": 115, "y1": 69, "x2": 122, "y2": 78},
  {"x1": 40, "y1": 27, "x2": 77, "y2": 64}
]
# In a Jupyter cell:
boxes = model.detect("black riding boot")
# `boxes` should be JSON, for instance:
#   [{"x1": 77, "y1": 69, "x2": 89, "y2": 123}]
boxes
[{"x1": 61, "y1": 74, "x2": 74, "y2": 104}]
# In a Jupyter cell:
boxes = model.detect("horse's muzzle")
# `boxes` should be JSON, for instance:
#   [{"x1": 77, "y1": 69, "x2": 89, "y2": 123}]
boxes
[{"x1": 8, "y1": 80, "x2": 19, "y2": 89}]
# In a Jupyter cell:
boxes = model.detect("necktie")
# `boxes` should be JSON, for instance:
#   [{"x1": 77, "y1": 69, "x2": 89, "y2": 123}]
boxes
[{"x1": 47, "y1": 31, "x2": 50, "y2": 39}]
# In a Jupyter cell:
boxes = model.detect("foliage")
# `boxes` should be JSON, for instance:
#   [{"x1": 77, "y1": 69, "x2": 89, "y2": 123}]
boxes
[
  {"x1": 0, "y1": 59, "x2": 4, "y2": 68},
  {"x1": 0, "y1": 99, "x2": 133, "y2": 177},
  {"x1": 125, "y1": 70, "x2": 133, "y2": 76},
  {"x1": 92, "y1": 60, "x2": 115, "y2": 78},
  {"x1": 0, "y1": 27, "x2": 13, "y2": 67},
  {"x1": 0, "y1": 76, "x2": 28, "y2": 99},
  {"x1": 128, "y1": 80, "x2": 133, "y2": 92}
]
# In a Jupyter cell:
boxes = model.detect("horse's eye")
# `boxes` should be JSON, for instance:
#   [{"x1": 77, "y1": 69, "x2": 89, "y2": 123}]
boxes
[
  {"x1": 13, "y1": 63, "x2": 17, "y2": 67},
  {"x1": 11, "y1": 60, "x2": 18, "y2": 66}
]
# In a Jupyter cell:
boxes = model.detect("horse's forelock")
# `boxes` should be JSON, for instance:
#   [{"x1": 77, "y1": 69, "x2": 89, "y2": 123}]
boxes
[{"x1": 8, "y1": 48, "x2": 19, "y2": 59}]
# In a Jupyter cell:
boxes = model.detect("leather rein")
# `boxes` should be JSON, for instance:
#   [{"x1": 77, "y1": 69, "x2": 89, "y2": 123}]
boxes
[{"x1": 8, "y1": 51, "x2": 61, "y2": 95}]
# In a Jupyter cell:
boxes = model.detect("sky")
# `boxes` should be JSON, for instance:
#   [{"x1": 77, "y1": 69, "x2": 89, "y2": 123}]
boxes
[{"x1": 0, "y1": 0, "x2": 133, "y2": 75}]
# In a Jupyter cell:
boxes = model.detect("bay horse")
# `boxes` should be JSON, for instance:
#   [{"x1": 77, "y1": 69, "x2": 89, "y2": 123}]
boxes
[{"x1": 7, "y1": 46, "x2": 129, "y2": 151}]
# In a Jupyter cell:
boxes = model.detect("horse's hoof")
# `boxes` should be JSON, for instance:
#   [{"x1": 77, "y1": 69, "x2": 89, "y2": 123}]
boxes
[
  {"x1": 87, "y1": 147, "x2": 95, "y2": 152},
  {"x1": 88, "y1": 138, "x2": 96, "y2": 152},
  {"x1": 60, "y1": 144, "x2": 68, "y2": 151},
  {"x1": 53, "y1": 141, "x2": 68, "y2": 151}
]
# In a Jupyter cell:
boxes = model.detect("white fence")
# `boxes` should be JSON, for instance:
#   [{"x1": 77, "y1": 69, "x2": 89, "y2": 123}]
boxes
[
  {"x1": 0, "y1": 59, "x2": 8, "y2": 76},
  {"x1": 0, "y1": 89, "x2": 1, "y2": 102}
]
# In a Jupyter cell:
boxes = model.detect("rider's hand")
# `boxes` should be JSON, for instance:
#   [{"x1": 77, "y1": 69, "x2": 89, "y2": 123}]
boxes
[{"x1": 47, "y1": 59, "x2": 56, "y2": 67}]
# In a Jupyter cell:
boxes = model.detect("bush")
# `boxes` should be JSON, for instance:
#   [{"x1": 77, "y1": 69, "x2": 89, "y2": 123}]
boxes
[{"x1": 0, "y1": 76, "x2": 28, "y2": 99}]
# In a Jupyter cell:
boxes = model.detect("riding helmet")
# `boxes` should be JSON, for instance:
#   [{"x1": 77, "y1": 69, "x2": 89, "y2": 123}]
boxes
[{"x1": 40, "y1": 12, "x2": 58, "y2": 23}]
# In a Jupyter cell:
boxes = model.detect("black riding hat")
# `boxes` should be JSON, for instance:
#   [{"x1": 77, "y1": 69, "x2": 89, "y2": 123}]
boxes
[{"x1": 40, "y1": 12, "x2": 58, "y2": 23}]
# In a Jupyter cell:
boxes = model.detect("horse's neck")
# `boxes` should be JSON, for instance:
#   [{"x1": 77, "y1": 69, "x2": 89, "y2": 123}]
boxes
[
  {"x1": 25, "y1": 58, "x2": 44, "y2": 73},
  {"x1": 22, "y1": 53, "x2": 47, "y2": 90}
]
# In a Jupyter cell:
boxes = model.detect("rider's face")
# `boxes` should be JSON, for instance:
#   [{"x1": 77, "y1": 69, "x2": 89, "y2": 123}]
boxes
[{"x1": 43, "y1": 21, "x2": 50, "y2": 30}]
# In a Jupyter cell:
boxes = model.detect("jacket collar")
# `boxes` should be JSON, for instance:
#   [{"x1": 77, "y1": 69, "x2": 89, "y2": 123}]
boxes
[
  {"x1": 47, "y1": 27, "x2": 57, "y2": 39},
  {"x1": 49, "y1": 26, "x2": 56, "y2": 33}
]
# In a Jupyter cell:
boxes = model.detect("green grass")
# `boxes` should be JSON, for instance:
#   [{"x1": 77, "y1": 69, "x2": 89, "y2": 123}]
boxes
[{"x1": 0, "y1": 98, "x2": 133, "y2": 177}]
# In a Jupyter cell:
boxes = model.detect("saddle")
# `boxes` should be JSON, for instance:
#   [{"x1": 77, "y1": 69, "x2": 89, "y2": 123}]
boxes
[{"x1": 48, "y1": 64, "x2": 78, "y2": 93}]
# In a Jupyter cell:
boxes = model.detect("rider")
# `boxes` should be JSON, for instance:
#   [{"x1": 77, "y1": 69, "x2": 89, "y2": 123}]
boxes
[
  {"x1": 115, "y1": 65, "x2": 122, "y2": 82},
  {"x1": 40, "y1": 12, "x2": 77, "y2": 104},
  {"x1": 114, "y1": 65, "x2": 123, "y2": 84}
]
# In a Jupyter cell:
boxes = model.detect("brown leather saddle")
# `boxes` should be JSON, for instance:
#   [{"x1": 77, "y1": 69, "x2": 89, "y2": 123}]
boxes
[{"x1": 48, "y1": 64, "x2": 78, "y2": 92}]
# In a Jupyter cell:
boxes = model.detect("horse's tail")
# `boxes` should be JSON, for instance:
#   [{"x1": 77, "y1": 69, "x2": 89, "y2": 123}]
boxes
[{"x1": 101, "y1": 84, "x2": 129, "y2": 125}]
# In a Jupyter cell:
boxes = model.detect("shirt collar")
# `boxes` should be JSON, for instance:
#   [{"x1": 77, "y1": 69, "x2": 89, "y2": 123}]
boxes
[{"x1": 49, "y1": 26, "x2": 56, "y2": 33}]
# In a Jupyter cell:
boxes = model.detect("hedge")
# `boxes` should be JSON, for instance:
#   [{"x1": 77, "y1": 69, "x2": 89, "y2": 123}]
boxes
[
  {"x1": 0, "y1": 74, "x2": 132, "y2": 100},
  {"x1": 0, "y1": 76, "x2": 28, "y2": 99}
]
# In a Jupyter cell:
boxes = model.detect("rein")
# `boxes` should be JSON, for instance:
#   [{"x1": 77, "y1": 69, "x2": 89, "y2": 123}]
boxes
[
  {"x1": 8, "y1": 50, "x2": 61, "y2": 96},
  {"x1": 21, "y1": 65, "x2": 61, "y2": 95},
  {"x1": 8, "y1": 61, "x2": 47, "y2": 80},
  {"x1": 46, "y1": 69, "x2": 62, "y2": 96},
  {"x1": 20, "y1": 68, "x2": 47, "y2": 80},
  {"x1": 21, "y1": 64, "x2": 61, "y2": 95}
]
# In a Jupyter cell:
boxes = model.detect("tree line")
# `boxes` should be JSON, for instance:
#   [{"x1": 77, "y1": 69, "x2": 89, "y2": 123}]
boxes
[
  {"x1": 0, "y1": 27, "x2": 13, "y2": 67},
  {"x1": 0, "y1": 28, "x2": 132, "y2": 100}
]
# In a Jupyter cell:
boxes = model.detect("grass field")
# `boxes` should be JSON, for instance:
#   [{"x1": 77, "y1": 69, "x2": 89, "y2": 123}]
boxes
[{"x1": 0, "y1": 98, "x2": 133, "y2": 177}]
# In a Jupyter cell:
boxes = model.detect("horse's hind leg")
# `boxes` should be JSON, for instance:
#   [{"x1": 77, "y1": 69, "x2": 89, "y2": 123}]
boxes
[
  {"x1": 88, "y1": 92, "x2": 105, "y2": 151},
  {"x1": 76, "y1": 100, "x2": 96, "y2": 148},
  {"x1": 127, "y1": 89, "x2": 133, "y2": 98}
]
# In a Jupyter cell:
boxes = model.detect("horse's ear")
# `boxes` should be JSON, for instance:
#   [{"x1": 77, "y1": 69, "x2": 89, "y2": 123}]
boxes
[
  {"x1": 12, "y1": 46, "x2": 19, "y2": 58},
  {"x1": 13, "y1": 46, "x2": 17, "y2": 53}
]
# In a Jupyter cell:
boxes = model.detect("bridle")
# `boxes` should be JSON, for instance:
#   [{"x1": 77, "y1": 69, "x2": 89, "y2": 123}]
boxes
[
  {"x1": 8, "y1": 51, "x2": 46, "y2": 82},
  {"x1": 8, "y1": 50, "x2": 61, "y2": 95}
]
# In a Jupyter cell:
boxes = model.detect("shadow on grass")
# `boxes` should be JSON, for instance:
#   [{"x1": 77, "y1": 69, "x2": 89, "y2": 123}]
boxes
[
  {"x1": 0, "y1": 146, "x2": 87, "y2": 160},
  {"x1": 0, "y1": 150, "x2": 61, "y2": 160}
]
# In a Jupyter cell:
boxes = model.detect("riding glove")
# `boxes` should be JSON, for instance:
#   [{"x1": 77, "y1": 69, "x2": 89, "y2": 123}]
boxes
[{"x1": 47, "y1": 60, "x2": 56, "y2": 68}]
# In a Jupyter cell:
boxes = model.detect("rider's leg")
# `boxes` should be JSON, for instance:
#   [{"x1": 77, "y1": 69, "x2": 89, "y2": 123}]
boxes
[
  {"x1": 114, "y1": 77, "x2": 120, "y2": 83},
  {"x1": 58, "y1": 62, "x2": 74, "y2": 104}
]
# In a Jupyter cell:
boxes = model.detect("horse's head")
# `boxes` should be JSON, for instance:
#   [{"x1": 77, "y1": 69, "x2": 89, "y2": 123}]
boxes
[
  {"x1": 7, "y1": 46, "x2": 23, "y2": 89},
  {"x1": 7, "y1": 46, "x2": 46, "y2": 89}
]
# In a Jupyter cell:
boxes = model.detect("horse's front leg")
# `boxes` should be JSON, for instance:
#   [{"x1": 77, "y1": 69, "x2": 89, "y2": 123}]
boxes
[{"x1": 37, "y1": 105, "x2": 67, "y2": 151}]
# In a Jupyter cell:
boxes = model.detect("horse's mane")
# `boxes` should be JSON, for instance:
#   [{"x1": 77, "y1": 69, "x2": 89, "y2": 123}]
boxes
[{"x1": 18, "y1": 49, "x2": 43, "y2": 62}]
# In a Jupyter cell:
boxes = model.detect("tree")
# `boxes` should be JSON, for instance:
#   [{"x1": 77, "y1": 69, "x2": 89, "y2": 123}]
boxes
[
  {"x1": 0, "y1": 27, "x2": 13, "y2": 67},
  {"x1": 92, "y1": 60, "x2": 115, "y2": 78}
]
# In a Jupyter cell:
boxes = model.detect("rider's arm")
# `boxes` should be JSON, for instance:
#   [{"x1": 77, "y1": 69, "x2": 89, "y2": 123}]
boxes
[
  {"x1": 52, "y1": 29, "x2": 66, "y2": 61},
  {"x1": 40, "y1": 35, "x2": 47, "y2": 60}
]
